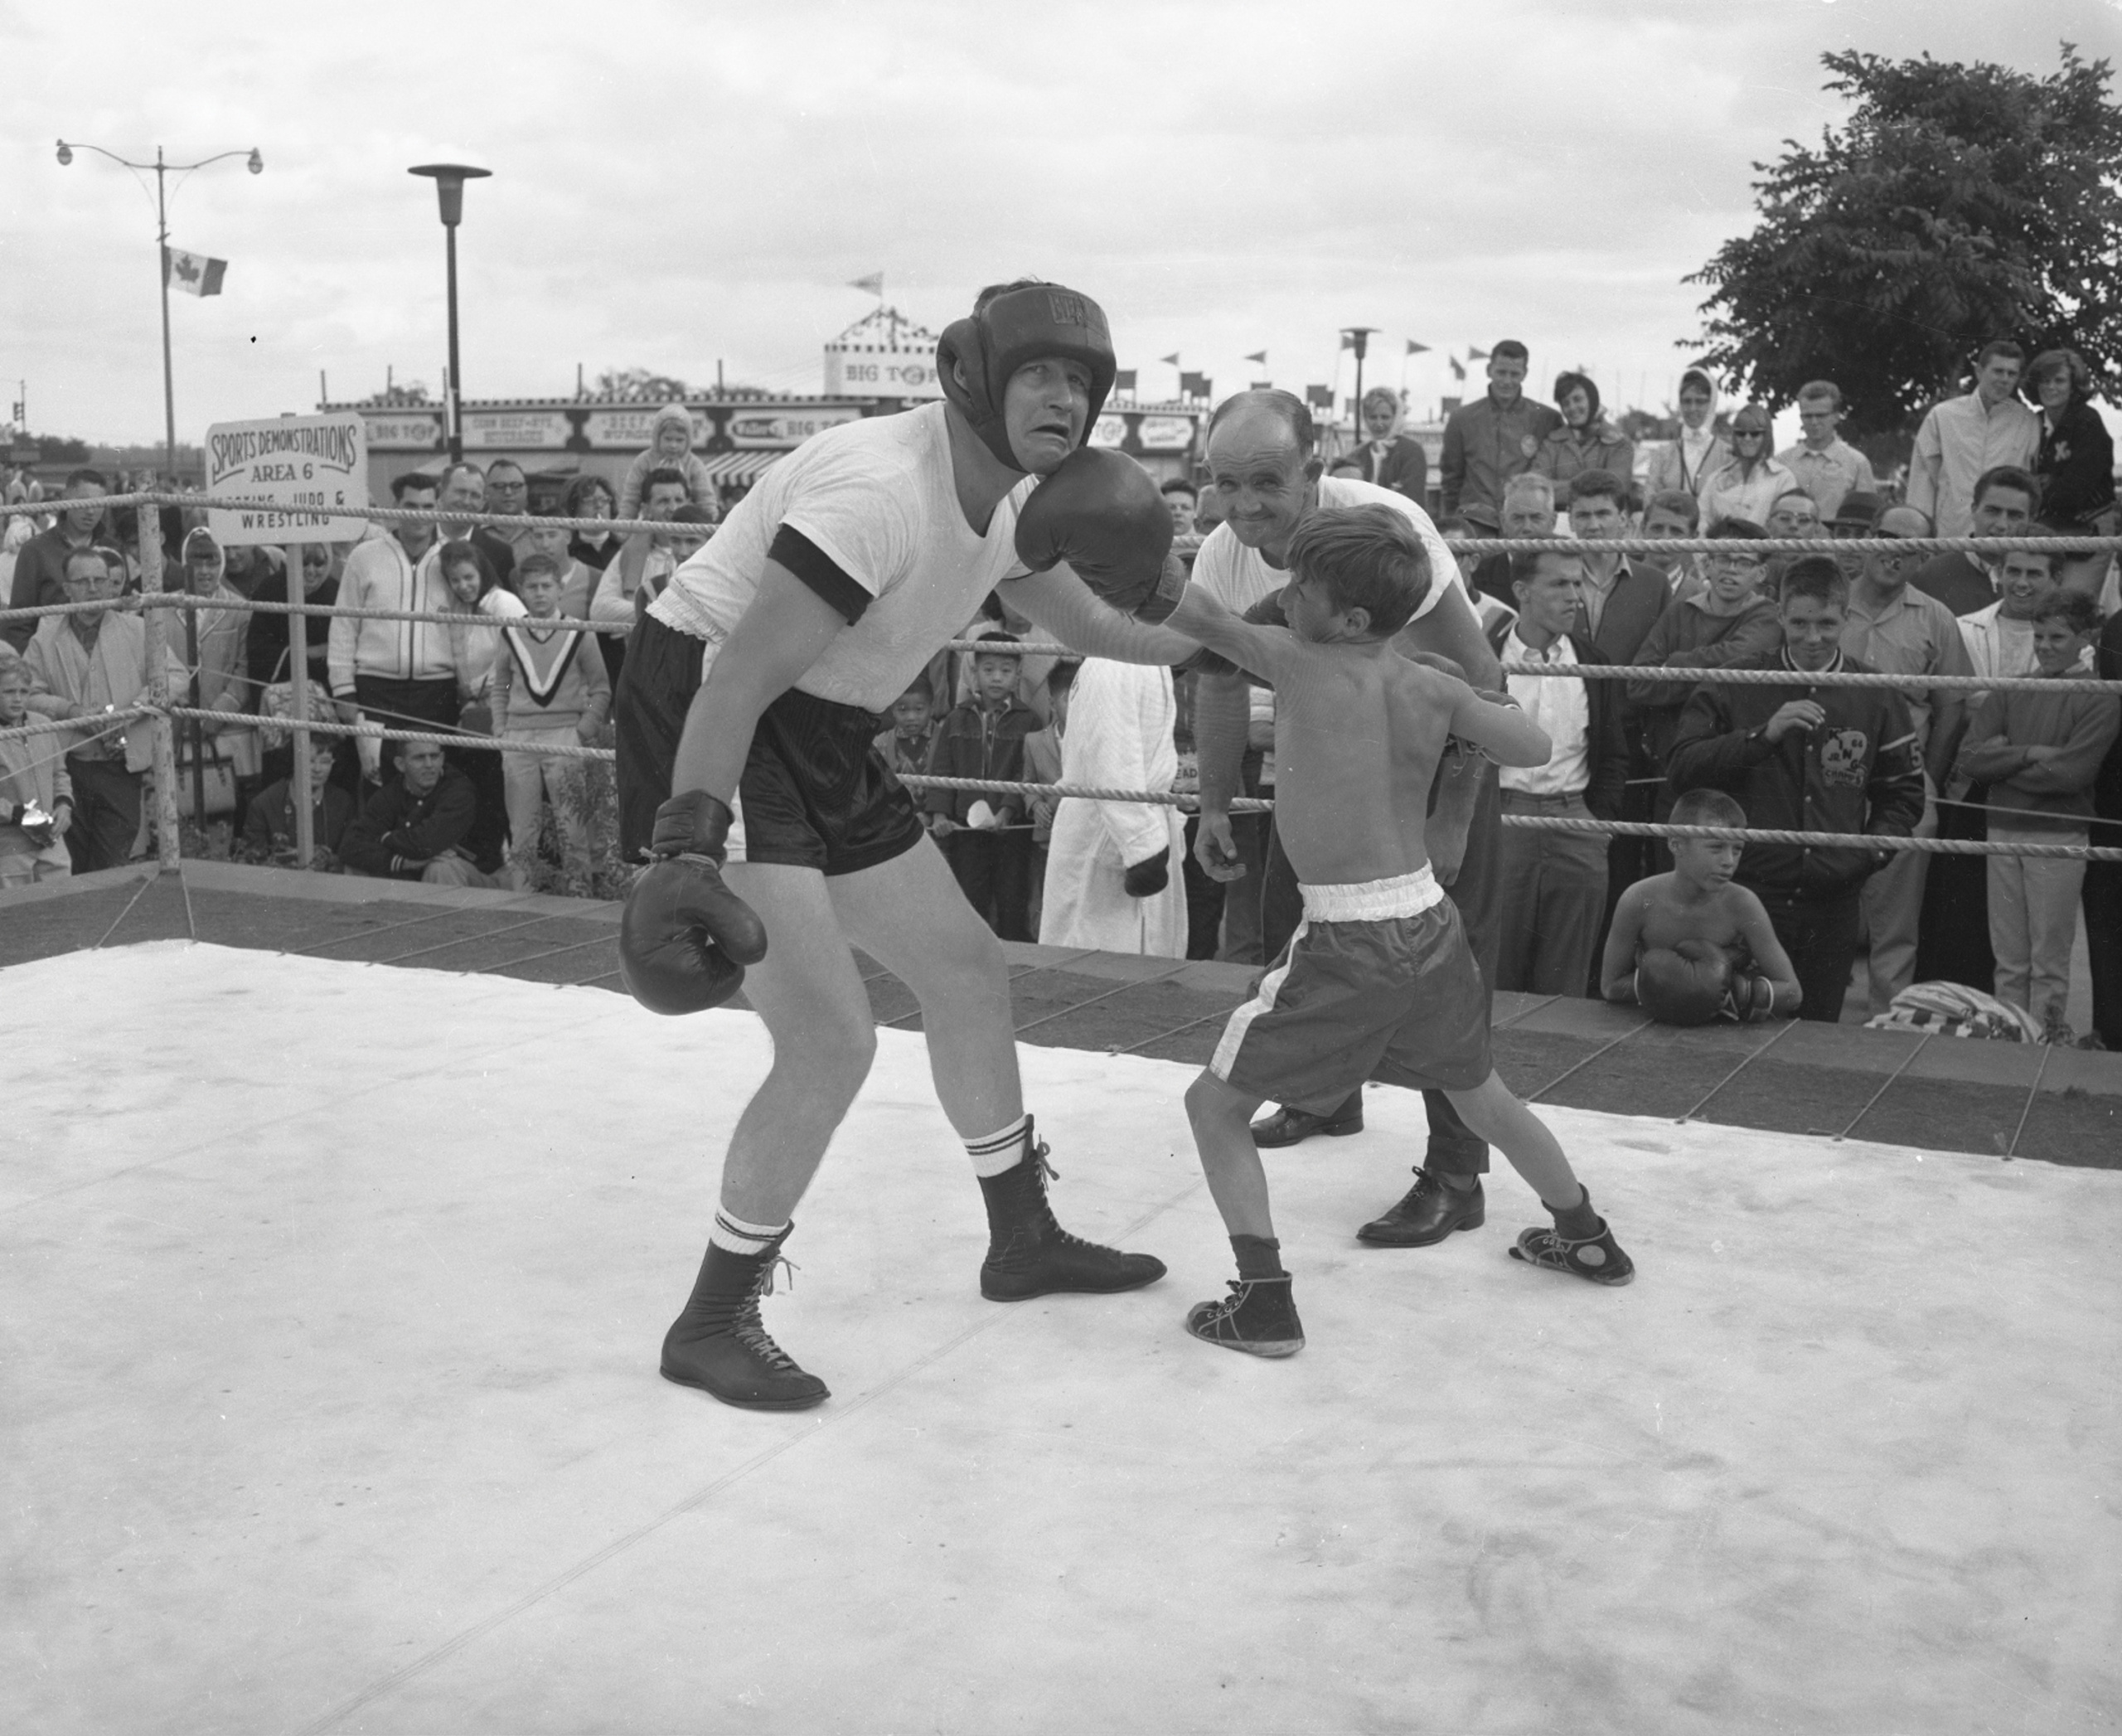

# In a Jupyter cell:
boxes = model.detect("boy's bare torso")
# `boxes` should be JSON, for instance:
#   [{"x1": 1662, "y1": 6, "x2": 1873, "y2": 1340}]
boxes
[
  {"x1": 1271, "y1": 642, "x2": 1454, "y2": 887},
  {"x1": 1636, "y1": 875, "x2": 1756, "y2": 964}
]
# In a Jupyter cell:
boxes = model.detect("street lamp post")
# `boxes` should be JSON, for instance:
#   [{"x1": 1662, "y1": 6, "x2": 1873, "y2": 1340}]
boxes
[
  {"x1": 1343, "y1": 327, "x2": 1378, "y2": 446},
  {"x1": 408, "y1": 164, "x2": 491, "y2": 464},
  {"x1": 56, "y1": 138, "x2": 264, "y2": 483},
  {"x1": 59, "y1": 137, "x2": 261, "y2": 849}
]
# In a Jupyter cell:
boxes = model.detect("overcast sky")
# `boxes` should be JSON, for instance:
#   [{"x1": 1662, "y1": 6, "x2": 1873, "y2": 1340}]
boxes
[{"x1": 5, "y1": 0, "x2": 2117, "y2": 447}]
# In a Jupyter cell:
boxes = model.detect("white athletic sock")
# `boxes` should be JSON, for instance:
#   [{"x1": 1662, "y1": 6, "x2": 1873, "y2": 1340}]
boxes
[
  {"x1": 709, "y1": 1209, "x2": 789, "y2": 1257},
  {"x1": 964, "y1": 1113, "x2": 1030, "y2": 1178}
]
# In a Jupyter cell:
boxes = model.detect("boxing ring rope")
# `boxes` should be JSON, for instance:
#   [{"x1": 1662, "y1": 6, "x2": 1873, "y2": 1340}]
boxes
[{"x1": 4, "y1": 496, "x2": 2116, "y2": 875}]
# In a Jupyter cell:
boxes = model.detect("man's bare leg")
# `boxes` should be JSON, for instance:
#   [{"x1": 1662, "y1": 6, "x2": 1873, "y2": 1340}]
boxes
[
  {"x1": 835, "y1": 839, "x2": 1165, "y2": 1302},
  {"x1": 715, "y1": 862, "x2": 881, "y2": 1224},
  {"x1": 830, "y1": 840, "x2": 1020, "y2": 1138},
  {"x1": 661, "y1": 861, "x2": 878, "y2": 1412}
]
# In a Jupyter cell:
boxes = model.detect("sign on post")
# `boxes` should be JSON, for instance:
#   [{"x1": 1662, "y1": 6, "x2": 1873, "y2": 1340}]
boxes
[{"x1": 206, "y1": 412, "x2": 371, "y2": 546}]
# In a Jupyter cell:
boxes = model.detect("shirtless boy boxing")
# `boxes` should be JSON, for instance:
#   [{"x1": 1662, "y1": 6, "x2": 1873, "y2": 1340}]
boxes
[
  {"x1": 1600, "y1": 788, "x2": 1803, "y2": 1024},
  {"x1": 1161, "y1": 504, "x2": 1635, "y2": 1357}
]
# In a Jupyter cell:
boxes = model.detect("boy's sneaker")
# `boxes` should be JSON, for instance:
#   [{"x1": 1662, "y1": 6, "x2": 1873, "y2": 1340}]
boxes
[
  {"x1": 1185, "y1": 1276, "x2": 1305, "y2": 1357},
  {"x1": 1508, "y1": 1220, "x2": 1635, "y2": 1287},
  {"x1": 2039, "y1": 1009, "x2": 2079, "y2": 1048}
]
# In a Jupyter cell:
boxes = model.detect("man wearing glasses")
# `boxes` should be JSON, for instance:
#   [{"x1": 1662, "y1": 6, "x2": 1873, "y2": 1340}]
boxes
[
  {"x1": 1778, "y1": 381, "x2": 1878, "y2": 521},
  {"x1": 1840, "y1": 503, "x2": 1974, "y2": 1012},
  {"x1": 479, "y1": 458, "x2": 535, "y2": 578},
  {"x1": 3, "y1": 468, "x2": 108, "y2": 653},
  {"x1": 19, "y1": 547, "x2": 177, "y2": 870}
]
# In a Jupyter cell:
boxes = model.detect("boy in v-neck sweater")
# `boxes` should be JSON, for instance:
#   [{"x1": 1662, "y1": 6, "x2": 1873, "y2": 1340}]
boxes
[{"x1": 492, "y1": 554, "x2": 612, "y2": 889}]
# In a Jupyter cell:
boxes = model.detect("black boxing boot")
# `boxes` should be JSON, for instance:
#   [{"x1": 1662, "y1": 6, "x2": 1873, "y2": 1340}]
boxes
[
  {"x1": 977, "y1": 1118, "x2": 1167, "y2": 1302},
  {"x1": 661, "y1": 1227, "x2": 829, "y2": 1411}
]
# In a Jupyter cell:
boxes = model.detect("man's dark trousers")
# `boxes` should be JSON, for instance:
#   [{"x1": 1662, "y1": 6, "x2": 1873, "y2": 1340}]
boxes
[
  {"x1": 63, "y1": 756, "x2": 142, "y2": 872},
  {"x1": 1262, "y1": 764, "x2": 1504, "y2": 1176},
  {"x1": 1751, "y1": 885, "x2": 1863, "y2": 1023},
  {"x1": 945, "y1": 830, "x2": 1034, "y2": 942}
]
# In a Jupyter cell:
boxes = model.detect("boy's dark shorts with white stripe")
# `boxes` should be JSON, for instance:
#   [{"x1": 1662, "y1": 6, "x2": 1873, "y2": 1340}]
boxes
[
  {"x1": 1209, "y1": 868, "x2": 1493, "y2": 1104},
  {"x1": 614, "y1": 613, "x2": 925, "y2": 875}
]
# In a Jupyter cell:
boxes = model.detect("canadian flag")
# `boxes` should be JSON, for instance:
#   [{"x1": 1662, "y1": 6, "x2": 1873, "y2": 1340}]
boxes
[{"x1": 164, "y1": 247, "x2": 227, "y2": 297}]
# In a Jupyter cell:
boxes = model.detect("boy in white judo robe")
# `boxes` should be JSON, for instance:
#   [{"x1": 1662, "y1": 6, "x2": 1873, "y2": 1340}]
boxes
[{"x1": 1038, "y1": 656, "x2": 1187, "y2": 955}]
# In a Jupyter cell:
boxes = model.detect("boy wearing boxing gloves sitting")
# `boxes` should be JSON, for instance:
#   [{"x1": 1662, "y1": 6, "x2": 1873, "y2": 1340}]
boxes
[{"x1": 1600, "y1": 788, "x2": 1803, "y2": 1024}]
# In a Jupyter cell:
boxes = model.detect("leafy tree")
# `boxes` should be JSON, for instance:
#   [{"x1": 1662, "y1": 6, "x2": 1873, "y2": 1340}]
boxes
[
  {"x1": 593, "y1": 367, "x2": 694, "y2": 402},
  {"x1": 1688, "y1": 45, "x2": 2122, "y2": 435}
]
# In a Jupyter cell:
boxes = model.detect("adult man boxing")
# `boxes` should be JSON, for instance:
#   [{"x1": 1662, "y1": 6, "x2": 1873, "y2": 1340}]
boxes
[
  {"x1": 614, "y1": 281, "x2": 1198, "y2": 1412},
  {"x1": 1188, "y1": 390, "x2": 1509, "y2": 1249}
]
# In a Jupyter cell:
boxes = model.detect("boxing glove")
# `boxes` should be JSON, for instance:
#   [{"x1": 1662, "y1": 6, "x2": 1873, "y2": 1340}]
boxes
[
  {"x1": 1122, "y1": 851, "x2": 1170, "y2": 899},
  {"x1": 620, "y1": 791, "x2": 769, "y2": 1016},
  {"x1": 1634, "y1": 938, "x2": 1732, "y2": 1027},
  {"x1": 1015, "y1": 446, "x2": 1177, "y2": 619},
  {"x1": 1722, "y1": 972, "x2": 1780, "y2": 1023}
]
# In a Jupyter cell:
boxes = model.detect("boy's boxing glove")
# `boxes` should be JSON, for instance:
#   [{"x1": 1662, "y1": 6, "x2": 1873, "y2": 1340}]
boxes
[
  {"x1": 1015, "y1": 446, "x2": 1180, "y2": 620},
  {"x1": 1722, "y1": 971, "x2": 1780, "y2": 1023},
  {"x1": 620, "y1": 790, "x2": 768, "y2": 1015},
  {"x1": 1634, "y1": 938, "x2": 1732, "y2": 1026}
]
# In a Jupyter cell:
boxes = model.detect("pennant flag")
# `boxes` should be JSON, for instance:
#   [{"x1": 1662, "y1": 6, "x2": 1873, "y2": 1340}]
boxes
[
  {"x1": 1449, "y1": 356, "x2": 1466, "y2": 381},
  {"x1": 1113, "y1": 368, "x2": 1137, "y2": 393},
  {"x1": 848, "y1": 272, "x2": 884, "y2": 295},
  {"x1": 1243, "y1": 350, "x2": 1267, "y2": 365},
  {"x1": 1160, "y1": 352, "x2": 1180, "y2": 366},
  {"x1": 1305, "y1": 384, "x2": 1334, "y2": 409},
  {"x1": 1180, "y1": 371, "x2": 1210, "y2": 400},
  {"x1": 1467, "y1": 345, "x2": 1490, "y2": 361},
  {"x1": 1406, "y1": 340, "x2": 1430, "y2": 356},
  {"x1": 165, "y1": 248, "x2": 226, "y2": 298}
]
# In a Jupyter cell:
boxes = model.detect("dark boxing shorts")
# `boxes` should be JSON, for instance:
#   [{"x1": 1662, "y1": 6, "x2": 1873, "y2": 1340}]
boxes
[
  {"x1": 1210, "y1": 868, "x2": 1493, "y2": 1103},
  {"x1": 614, "y1": 613, "x2": 926, "y2": 876}
]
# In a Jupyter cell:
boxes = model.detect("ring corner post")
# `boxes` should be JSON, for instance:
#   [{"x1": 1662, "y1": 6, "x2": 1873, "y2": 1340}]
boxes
[
  {"x1": 138, "y1": 498, "x2": 183, "y2": 871},
  {"x1": 285, "y1": 541, "x2": 314, "y2": 867}
]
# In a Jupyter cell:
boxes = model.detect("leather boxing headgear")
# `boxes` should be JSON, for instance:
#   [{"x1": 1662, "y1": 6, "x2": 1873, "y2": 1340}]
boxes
[{"x1": 936, "y1": 282, "x2": 1117, "y2": 471}]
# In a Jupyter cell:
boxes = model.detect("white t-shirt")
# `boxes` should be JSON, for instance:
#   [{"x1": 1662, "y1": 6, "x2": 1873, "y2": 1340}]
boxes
[
  {"x1": 651, "y1": 402, "x2": 1037, "y2": 714},
  {"x1": 1190, "y1": 476, "x2": 1467, "y2": 623},
  {"x1": 1497, "y1": 628, "x2": 1589, "y2": 797}
]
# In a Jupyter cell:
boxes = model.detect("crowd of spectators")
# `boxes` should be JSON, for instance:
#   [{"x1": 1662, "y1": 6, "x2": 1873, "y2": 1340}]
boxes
[
  {"x1": 0, "y1": 444, "x2": 721, "y2": 892},
  {"x1": 3, "y1": 342, "x2": 2119, "y2": 1050}
]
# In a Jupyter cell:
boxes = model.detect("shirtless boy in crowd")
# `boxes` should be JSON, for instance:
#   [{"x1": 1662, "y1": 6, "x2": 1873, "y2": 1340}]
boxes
[
  {"x1": 1600, "y1": 788, "x2": 1802, "y2": 1024},
  {"x1": 1162, "y1": 504, "x2": 1635, "y2": 1357}
]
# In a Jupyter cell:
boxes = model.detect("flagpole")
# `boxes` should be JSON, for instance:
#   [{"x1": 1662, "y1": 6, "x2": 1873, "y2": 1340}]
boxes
[
  {"x1": 156, "y1": 148, "x2": 178, "y2": 483},
  {"x1": 56, "y1": 138, "x2": 264, "y2": 486}
]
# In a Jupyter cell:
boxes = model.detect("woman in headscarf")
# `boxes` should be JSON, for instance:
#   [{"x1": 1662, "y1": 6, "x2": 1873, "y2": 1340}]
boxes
[
  {"x1": 2028, "y1": 347, "x2": 2116, "y2": 602},
  {"x1": 1533, "y1": 371, "x2": 1633, "y2": 491},
  {"x1": 1347, "y1": 386, "x2": 1428, "y2": 500},
  {"x1": 1645, "y1": 366, "x2": 1730, "y2": 499},
  {"x1": 1698, "y1": 404, "x2": 1798, "y2": 531},
  {"x1": 175, "y1": 527, "x2": 251, "y2": 721}
]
